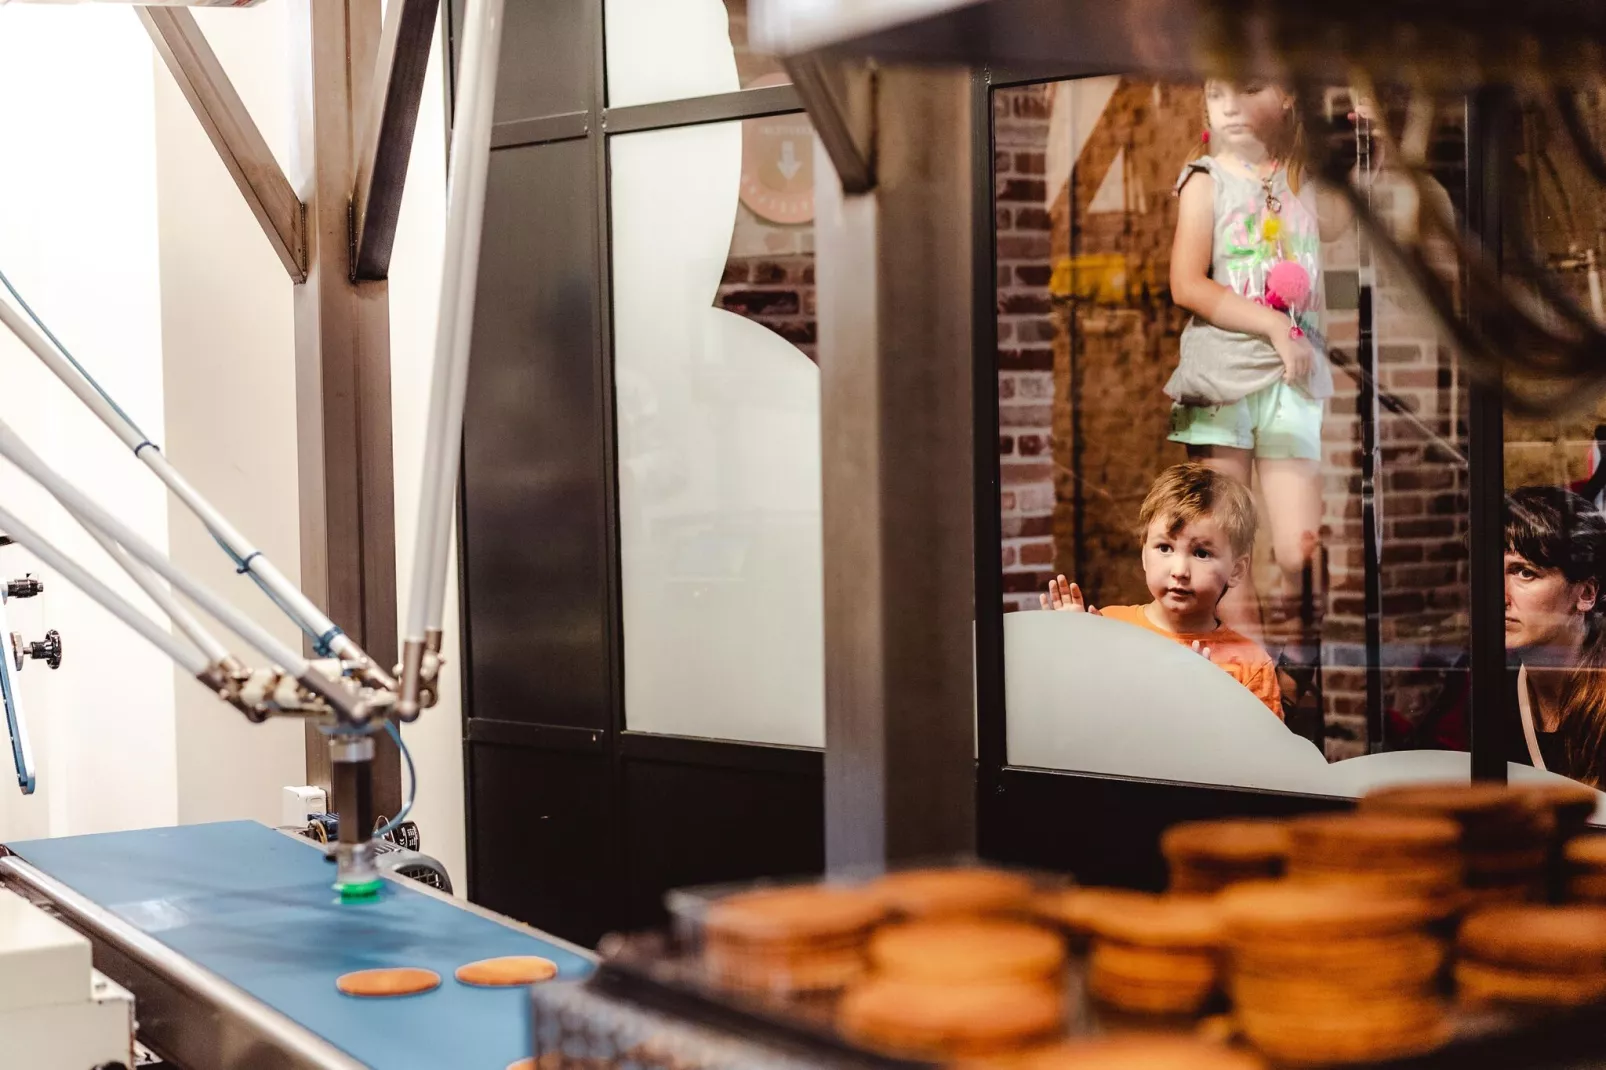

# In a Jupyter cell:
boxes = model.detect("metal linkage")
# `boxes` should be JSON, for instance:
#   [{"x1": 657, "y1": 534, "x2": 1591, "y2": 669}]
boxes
[{"x1": 395, "y1": 0, "x2": 506, "y2": 722}]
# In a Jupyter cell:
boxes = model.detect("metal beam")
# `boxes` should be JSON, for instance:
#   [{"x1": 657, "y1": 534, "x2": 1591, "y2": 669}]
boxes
[
  {"x1": 291, "y1": 0, "x2": 402, "y2": 812},
  {"x1": 352, "y1": 0, "x2": 441, "y2": 281},
  {"x1": 784, "y1": 54, "x2": 875, "y2": 194},
  {"x1": 815, "y1": 67, "x2": 976, "y2": 867},
  {"x1": 139, "y1": 6, "x2": 307, "y2": 283}
]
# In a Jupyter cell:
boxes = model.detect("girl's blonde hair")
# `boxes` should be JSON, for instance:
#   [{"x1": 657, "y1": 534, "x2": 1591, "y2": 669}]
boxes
[{"x1": 1189, "y1": 80, "x2": 1308, "y2": 194}]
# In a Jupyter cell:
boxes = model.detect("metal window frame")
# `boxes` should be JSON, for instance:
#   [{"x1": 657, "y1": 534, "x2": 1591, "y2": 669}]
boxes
[{"x1": 970, "y1": 67, "x2": 1510, "y2": 811}]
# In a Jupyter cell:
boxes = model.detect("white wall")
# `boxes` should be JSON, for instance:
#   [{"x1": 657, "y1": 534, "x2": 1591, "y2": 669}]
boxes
[
  {"x1": 156, "y1": 1, "x2": 307, "y2": 830},
  {"x1": 0, "y1": 5, "x2": 177, "y2": 842},
  {"x1": 0, "y1": 3, "x2": 464, "y2": 886}
]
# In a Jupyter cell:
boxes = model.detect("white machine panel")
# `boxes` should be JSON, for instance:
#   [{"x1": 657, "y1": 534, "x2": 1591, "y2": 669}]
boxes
[{"x1": 0, "y1": 885, "x2": 90, "y2": 1012}]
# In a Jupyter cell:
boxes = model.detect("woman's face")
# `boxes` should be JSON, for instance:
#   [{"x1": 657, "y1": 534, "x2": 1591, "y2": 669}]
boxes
[
  {"x1": 1505, "y1": 552, "x2": 1598, "y2": 659},
  {"x1": 1204, "y1": 80, "x2": 1291, "y2": 158}
]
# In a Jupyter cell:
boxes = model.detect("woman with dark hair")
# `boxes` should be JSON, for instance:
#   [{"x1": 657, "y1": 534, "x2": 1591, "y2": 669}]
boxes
[{"x1": 1504, "y1": 485, "x2": 1606, "y2": 786}]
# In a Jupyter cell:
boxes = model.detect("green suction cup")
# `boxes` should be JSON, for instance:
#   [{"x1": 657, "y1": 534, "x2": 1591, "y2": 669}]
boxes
[{"x1": 337, "y1": 877, "x2": 385, "y2": 902}]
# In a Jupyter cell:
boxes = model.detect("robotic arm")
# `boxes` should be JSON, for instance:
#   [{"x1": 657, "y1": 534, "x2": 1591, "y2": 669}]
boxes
[{"x1": 0, "y1": 0, "x2": 505, "y2": 901}]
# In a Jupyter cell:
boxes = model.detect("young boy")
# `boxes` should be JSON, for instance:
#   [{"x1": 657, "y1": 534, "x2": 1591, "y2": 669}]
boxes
[{"x1": 1040, "y1": 462, "x2": 1282, "y2": 718}]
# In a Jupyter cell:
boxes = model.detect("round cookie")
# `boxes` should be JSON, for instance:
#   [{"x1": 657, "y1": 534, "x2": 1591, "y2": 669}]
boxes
[
  {"x1": 1362, "y1": 782, "x2": 1525, "y2": 818},
  {"x1": 959, "y1": 1036, "x2": 1265, "y2": 1070},
  {"x1": 704, "y1": 884, "x2": 885, "y2": 944},
  {"x1": 1456, "y1": 959, "x2": 1606, "y2": 1006},
  {"x1": 336, "y1": 966, "x2": 442, "y2": 998},
  {"x1": 1566, "y1": 835, "x2": 1606, "y2": 869},
  {"x1": 1231, "y1": 930, "x2": 1446, "y2": 988},
  {"x1": 1459, "y1": 905, "x2": 1606, "y2": 972},
  {"x1": 1237, "y1": 1000, "x2": 1450, "y2": 1066},
  {"x1": 1081, "y1": 895, "x2": 1225, "y2": 951},
  {"x1": 1217, "y1": 881, "x2": 1438, "y2": 943},
  {"x1": 837, "y1": 977, "x2": 1064, "y2": 1058},
  {"x1": 1162, "y1": 820, "x2": 1290, "y2": 866},
  {"x1": 871, "y1": 867, "x2": 1035, "y2": 918},
  {"x1": 1515, "y1": 782, "x2": 1599, "y2": 826},
  {"x1": 869, "y1": 919, "x2": 1065, "y2": 983},
  {"x1": 1087, "y1": 941, "x2": 1219, "y2": 1015},
  {"x1": 1034, "y1": 887, "x2": 1157, "y2": 936},
  {"x1": 455, "y1": 955, "x2": 560, "y2": 987},
  {"x1": 1286, "y1": 813, "x2": 1460, "y2": 857}
]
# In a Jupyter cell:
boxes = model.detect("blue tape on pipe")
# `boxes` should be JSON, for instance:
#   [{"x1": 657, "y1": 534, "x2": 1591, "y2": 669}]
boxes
[{"x1": 8, "y1": 821, "x2": 593, "y2": 1069}]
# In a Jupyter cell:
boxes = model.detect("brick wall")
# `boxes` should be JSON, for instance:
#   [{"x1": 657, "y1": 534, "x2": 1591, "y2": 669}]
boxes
[
  {"x1": 718, "y1": 200, "x2": 817, "y2": 362},
  {"x1": 997, "y1": 84, "x2": 1060, "y2": 610},
  {"x1": 996, "y1": 79, "x2": 1473, "y2": 758}
]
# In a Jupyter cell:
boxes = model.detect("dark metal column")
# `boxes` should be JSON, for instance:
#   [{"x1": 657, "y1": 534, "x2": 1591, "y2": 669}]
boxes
[
  {"x1": 815, "y1": 67, "x2": 978, "y2": 867},
  {"x1": 1467, "y1": 90, "x2": 1511, "y2": 783}
]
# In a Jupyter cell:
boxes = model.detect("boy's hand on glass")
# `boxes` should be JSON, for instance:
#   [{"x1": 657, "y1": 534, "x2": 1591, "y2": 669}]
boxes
[
  {"x1": 1273, "y1": 329, "x2": 1314, "y2": 383},
  {"x1": 1190, "y1": 639, "x2": 1214, "y2": 662},
  {"x1": 1041, "y1": 575, "x2": 1099, "y2": 614}
]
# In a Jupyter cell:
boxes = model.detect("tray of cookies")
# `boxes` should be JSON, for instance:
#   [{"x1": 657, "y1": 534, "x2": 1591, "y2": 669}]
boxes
[{"x1": 534, "y1": 786, "x2": 1606, "y2": 1069}]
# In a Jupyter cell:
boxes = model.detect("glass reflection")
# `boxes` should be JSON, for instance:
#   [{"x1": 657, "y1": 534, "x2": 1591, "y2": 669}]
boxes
[{"x1": 998, "y1": 76, "x2": 1478, "y2": 795}]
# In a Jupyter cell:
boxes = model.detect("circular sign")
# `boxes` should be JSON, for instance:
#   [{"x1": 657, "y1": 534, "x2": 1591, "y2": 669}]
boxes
[{"x1": 740, "y1": 76, "x2": 814, "y2": 225}]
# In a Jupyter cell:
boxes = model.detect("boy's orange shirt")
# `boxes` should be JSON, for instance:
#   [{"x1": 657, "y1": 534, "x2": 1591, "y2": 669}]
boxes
[{"x1": 1099, "y1": 604, "x2": 1283, "y2": 719}]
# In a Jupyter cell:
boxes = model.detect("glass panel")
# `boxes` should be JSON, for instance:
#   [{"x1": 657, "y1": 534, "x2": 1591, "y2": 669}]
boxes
[
  {"x1": 1503, "y1": 95, "x2": 1606, "y2": 797},
  {"x1": 997, "y1": 77, "x2": 1474, "y2": 795},
  {"x1": 605, "y1": 0, "x2": 788, "y2": 109},
  {"x1": 611, "y1": 116, "x2": 823, "y2": 747}
]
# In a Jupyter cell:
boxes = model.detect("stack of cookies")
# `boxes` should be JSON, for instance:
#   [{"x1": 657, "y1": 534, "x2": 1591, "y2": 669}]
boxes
[
  {"x1": 1081, "y1": 894, "x2": 1227, "y2": 1015},
  {"x1": 1282, "y1": 812, "x2": 1463, "y2": 916},
  {"x1": 701, "y1": 884, "x2": 886, "y2": 995},
  {"x1": 1519, "y1": 783, "x2": 1600, "y2": 900},
  {"x1": 1362, "y1": 783, "x2": 1554, "y2": 906},
  {"x1": 1161, "y1": 820, "x2": 1289, "y2": 894},
  {"x1": 1219, "y1": 881, "x2": 1451, "y2": 1065},
  {"x1": 1456, "y1": 905, "x2": 1606, "y2": 1006},
  {"x1": 1565, "y1": 835, "x2": 1606, "y2": 902},
  {"x1": 837, "y1": 917, "x2": 1066, "y2": 1059}
]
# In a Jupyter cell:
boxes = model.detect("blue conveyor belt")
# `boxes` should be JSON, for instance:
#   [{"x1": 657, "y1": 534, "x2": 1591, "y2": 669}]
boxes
[{"x1": 7, "y1": 820, "x2": 593, "y2": 1069}]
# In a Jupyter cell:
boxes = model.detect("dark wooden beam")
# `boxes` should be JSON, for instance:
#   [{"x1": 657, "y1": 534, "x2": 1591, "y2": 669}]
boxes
[
  {"x1": 291, "y1": 0, "x2": 402, "y2": 813},
  {"x1": 352, "y1": 0, "x2": 441, "y2": 281},
  {"x1": 140, "y1": 6, "x2": 307, "y2": 283}
]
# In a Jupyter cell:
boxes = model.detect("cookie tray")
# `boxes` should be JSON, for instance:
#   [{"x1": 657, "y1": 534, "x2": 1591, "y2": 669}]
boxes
[{"x1": 558, "y1": 934, "x2": 1606, "y2": 1070}]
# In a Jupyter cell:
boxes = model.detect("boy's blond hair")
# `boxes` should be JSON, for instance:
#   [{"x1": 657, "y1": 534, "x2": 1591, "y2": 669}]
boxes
[{"x1": 1137, "y1": 463, "x2": 1257, "y2": 559}]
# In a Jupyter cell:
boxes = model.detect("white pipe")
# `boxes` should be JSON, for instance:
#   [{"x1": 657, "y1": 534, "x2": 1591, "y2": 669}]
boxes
[
  {"x1": 0, "y1": 501, "x2": 209, "y2": 678},
  {"x1": 0, "y1": 294, "x2": 355, "y2": 661},
  {"x1": 87, "y1": 527, "x2": 233, "y2": 667},
  {"x1": 405, "y1": 0, "x2": 505, "y2": 646},
  {"x1": 0, "y1": 420, "x2": 311, "y2": 678}
]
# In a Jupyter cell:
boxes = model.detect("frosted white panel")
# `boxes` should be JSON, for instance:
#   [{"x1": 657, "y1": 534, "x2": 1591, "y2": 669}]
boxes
[
  {"x1": 604, "y1": 0, "x2": 739, "y2": 108},
  {"x1": 605, "y1": 0, "x2": 792, "y2": 108},
  {"x1": 611, "y1": 122, "x2": 825, "y2": 748},
  {"x1": 1005, "y1": 612, "x2": 1486, "y2": 796}
]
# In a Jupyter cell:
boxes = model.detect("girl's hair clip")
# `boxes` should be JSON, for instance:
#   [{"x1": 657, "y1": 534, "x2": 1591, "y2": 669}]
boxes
[{"x1": 1201, "y1": 130, "x2": 1211, "y2": 145}]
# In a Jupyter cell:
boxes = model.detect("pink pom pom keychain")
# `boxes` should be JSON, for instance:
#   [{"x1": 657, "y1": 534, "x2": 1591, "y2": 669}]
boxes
[{"x1": 1264, "y1": 260, "x2": 1311, "y2": 313}]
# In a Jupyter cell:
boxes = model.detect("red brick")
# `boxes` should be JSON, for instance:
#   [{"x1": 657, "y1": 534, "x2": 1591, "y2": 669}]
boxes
[
  {"x1": 1018, "y1": 434, "x2": 1046, "y2": 456},
  {"x1": 998, "y1": 377, "x2": 1016, "y2": 400},
  {"x1": 999, "y1": 178, "x2": 1048, "y2": 203},
  {"x1": 1019, "y1": 541, "x2": 1055, "y2": 565},
  {"x1": 999, "y1": 294, "x2": 1053, "y2": 316},
  {"x1": 997, "y1": 235, "x2": 1051, "y2": 259},
  {"x1": 999, "y1": 348, "x2": 1054, "y2": 371},
  {"x1": 1015, "y1": 207, "x2": 1053, "y2": 231},
  {"x1": 1002, "y1": 545, "x2": 1017, "y2": 567},
  {"x1": 1015, "y1": 151, "x2": 1047, "y2": 174},
  {"x1": 1013, "y1": 264, "x2": 1053, "y2": 287},
  {"x1": 1001, "y1": 463, "x2": 1054, "y2": 484},
  {"x1": 1000, "y1": 435, "x2": 1015, "y2": 455}
]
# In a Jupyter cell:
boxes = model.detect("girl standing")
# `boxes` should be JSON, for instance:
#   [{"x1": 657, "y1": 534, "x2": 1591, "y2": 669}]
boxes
[{"x1": 1168, "y1": 79, "x2": 1344, "y2": 646}]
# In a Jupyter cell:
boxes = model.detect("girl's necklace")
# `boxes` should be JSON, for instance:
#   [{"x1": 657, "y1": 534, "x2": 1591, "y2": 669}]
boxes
[{"x1": 1259, "y1": 161, "x2": 1283, "y2": 215}]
